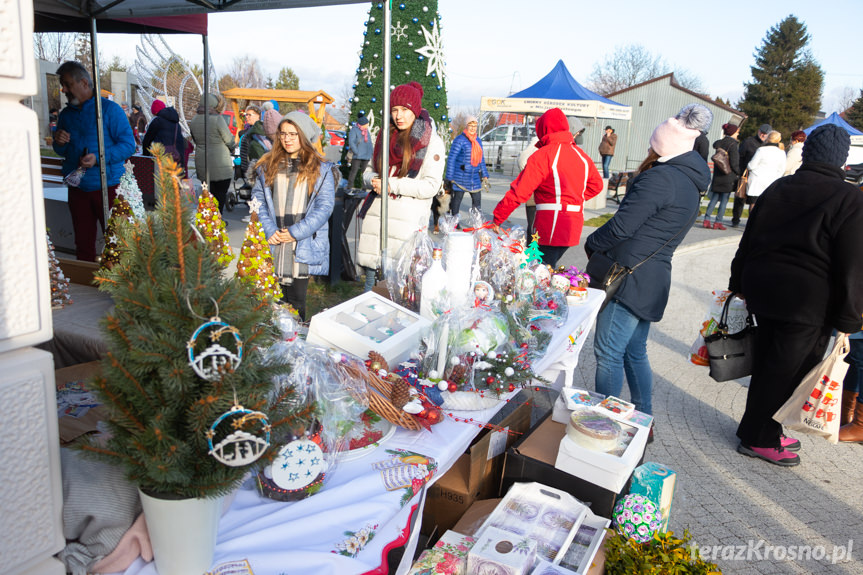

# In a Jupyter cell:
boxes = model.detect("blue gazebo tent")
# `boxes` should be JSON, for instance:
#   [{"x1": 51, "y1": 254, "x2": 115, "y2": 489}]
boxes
[
  {"x1": 803, "y1": 112, "x2": 863, "y2": 145},
  {"x1": 509, "y1": 60, "x2": 624, "y2": 106}
]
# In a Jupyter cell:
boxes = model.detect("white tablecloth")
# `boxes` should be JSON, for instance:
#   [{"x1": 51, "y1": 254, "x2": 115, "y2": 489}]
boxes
[{"x1": 117, "y1": 290, "x2": 605, "y2": 575}]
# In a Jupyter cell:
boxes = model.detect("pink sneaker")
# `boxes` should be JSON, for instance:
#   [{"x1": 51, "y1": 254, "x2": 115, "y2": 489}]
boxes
[
  {"x1": 737, "y1": 443, "x2": 800, "y2": 466},
  {"x1": 780, "y1": 434, "x2": 801, "y2": 452}
]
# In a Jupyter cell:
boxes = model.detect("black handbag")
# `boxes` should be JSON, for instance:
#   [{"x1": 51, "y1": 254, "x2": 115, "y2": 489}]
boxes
[
  {"x1": 704, "y1": 296, "x2": 757, "y2": 382},
  {"x1": 586, "y1": 252, "x2": 632, "y2": 312}
]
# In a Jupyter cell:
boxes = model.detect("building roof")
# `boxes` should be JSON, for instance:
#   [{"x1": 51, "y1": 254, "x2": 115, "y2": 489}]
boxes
[{"x1": 606, "y1": 73, "x2": 744, "y2": 118}]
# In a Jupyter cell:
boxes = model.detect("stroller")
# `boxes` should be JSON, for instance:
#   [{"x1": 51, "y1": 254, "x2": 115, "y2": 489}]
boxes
[{"x1": 225, "y1": 150, "x2": 253, "y2": 212}]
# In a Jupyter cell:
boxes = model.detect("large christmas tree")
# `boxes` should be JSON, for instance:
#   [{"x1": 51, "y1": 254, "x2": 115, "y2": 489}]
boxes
[{"x1": 342, "y1": 0, "x2": 451, "y2": 171}]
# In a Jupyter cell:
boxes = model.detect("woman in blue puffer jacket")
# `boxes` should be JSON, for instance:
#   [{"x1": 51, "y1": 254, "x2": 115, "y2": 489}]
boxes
[
  {"x1": 445, "y1": 117, "x2": 489, "y2": 221},
  {"x1": 252, "y1": 111, "x2": 335, "y2": 319}
]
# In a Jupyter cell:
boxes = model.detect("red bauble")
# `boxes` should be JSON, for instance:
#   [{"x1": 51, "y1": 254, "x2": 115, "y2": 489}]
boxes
[
  {"x1": 520, "y1": 343, "x2": 529, "y2": 349},
  {"x1": 426, "y1": 409, "x2": 443, "y2": 425},
  {"x1": 447, "y1": 382, "x2": 458, "y2": 392},
  {"x1": 486, "y1": 376, "x2": 496, "y2": 385},
  {"x1": 508, "y1": 384, "x2": 516, "y2": 392},
  {"x1": 417, "y1": 408, "x2": 428, "y2": 418}
]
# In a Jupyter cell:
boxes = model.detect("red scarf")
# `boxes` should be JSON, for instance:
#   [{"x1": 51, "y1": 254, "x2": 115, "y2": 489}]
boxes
[
  {"x1": 373, "y1": 109, "x2": 432, "y2": 178},
  {"x1": 464, "y1": 130, "x2": 482, "y2": 167},
  {"x1": 359, "y1": 124, "x2": 369, "y2": 142}
]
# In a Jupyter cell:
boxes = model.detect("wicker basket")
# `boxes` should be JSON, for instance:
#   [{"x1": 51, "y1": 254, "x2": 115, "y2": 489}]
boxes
[{"x1": 339, "y1": 362, "x2": 422, "y2": 432}]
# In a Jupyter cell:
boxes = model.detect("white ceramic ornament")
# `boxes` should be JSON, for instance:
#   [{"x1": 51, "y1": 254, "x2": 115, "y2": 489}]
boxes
[
  {"x1": 403, "y1": 400, "x2": 424, "y2": 414},
  {"x1": 505, "y1": 367, "x2": 515, "y2": 377},
  {"x1": 207, "y1": 405, "x2": 271, "y2": 467},
  {"x1": 270, "y1": 439, "x2": 326, "y2": 491},
  {"x1": 437, "y1": 381, "x2": 449, "y2": 391}
]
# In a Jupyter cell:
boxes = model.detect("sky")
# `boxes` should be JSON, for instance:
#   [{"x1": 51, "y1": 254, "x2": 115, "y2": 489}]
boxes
[{"x1": 96, "y1": 0, "x2": 863, "y2": 117}]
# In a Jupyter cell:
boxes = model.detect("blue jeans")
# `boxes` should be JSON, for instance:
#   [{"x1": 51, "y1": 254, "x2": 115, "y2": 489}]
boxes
[
  {"x1": 704, "y1": 191, "x2": 730, "y2": 224},
  {"x1": 601, "y1": 155, "x2": 613, "y2": 179},
  {"x1": 844, "y1": 338, "x2": 863, "y2": 394},
  {"x1": 593, "y1": 299, "x2": 654, "y2": 414}
]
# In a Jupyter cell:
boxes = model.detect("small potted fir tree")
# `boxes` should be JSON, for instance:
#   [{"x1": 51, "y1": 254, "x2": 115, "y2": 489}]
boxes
[{"x1": 78, "y1": 147, "x2": 311, "y2": 575}]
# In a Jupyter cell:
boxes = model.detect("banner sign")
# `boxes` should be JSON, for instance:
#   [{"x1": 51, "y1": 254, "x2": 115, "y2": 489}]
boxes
[{"x1": 480, "y1": 97, "x2": 631, "y2": 120}]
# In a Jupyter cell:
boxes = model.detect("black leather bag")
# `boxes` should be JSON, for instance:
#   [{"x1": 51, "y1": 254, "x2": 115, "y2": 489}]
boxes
[
  {"x1": 704, "y1": 296, "x2": 757, "y2": 382},
  {"x1": 586, "y1": 252, "x2": 632, "y2": 312}
]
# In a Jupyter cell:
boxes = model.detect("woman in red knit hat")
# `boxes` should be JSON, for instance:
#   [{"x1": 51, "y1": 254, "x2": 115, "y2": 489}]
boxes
[{"x1": 356, "y1": 82, "x2": 445, "y2": 291}]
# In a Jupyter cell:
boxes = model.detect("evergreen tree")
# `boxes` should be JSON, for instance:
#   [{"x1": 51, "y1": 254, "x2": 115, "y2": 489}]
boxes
[
  {"x1": 81, "y1": 149, "x2": 308, "y2": 499},
  {"x1": 117, "y1": 161, "x2": 146, "y2": 221},
  {"x1": 100, "y1": 194, "x2": 135, "y2": 271},
  {"x1": 236, "y1": 199, "x2": 283, "y2": 304},
  {"x1": 341, "y1": 1, "x2": 451, "y2": 168},
  {"x1": 738, "y1": 16, "x2": 823, "y2": 139},
  {"x1": 195, "y1": 184, "x2": 234, "y2": 267},
  {"x1": 846, "y1": 89, "x2": 863, "y2": 131}
]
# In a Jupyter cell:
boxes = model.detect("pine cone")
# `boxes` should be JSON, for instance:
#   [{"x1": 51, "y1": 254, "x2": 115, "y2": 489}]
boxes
[
  {"x1": 449, "y1": 362, "x2": 468, "y2": 385},
  {"x1": 368, "y1": 351, "x2": 389, "y2": 372},
  {"x1": 389, "y1": 376, "x2": 411, "y2": 408}
]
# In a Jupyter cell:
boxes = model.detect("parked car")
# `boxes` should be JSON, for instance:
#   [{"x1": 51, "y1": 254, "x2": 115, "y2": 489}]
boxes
[
  {"x1": 479, "y1": 124, "x2": 535, "y2": 168},
  {"x1": 327, "y1": 130, "x2": 346, "y2": 147}
]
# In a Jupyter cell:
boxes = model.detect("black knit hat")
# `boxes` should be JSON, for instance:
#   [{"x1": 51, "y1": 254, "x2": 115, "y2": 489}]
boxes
[{"x1": 802, "y1": 124, "x2": 850, "y2": 167}]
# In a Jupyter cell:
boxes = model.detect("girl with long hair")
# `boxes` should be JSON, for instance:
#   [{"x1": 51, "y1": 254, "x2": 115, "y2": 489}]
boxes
[{"x1": 252, "y1": 112, "x2": 335, "y2": 318}]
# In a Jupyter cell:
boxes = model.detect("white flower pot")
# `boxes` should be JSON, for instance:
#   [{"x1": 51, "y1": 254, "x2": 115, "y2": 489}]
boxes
[{"x1": 138, "y1": 489, "x2": 224, "y2": 575}]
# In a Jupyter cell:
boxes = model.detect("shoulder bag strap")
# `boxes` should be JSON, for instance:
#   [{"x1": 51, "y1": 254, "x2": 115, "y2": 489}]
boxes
[{"x1": 630, "y1": 207, "x2": 699, "y2": 272}]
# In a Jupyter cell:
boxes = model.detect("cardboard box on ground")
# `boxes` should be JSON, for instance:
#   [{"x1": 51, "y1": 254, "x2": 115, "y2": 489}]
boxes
[
  {"x1": 421, "y1": 399, "x2": 531, "y2": 537},
  {"x1": 502, "y1": 412, "x2": 645, "y2": 518}
]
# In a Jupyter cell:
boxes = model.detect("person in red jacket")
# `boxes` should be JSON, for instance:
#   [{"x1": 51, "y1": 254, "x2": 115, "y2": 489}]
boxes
[{"x1": 492, "y1": 107, "x2": 603, "y2": 266}]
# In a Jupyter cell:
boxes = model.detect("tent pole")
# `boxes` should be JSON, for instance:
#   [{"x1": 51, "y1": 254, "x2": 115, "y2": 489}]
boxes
[
  {"x1": 379, "y1": 0, "x2": 392, "y2": 278},
  {"x1": 203, "y1": 34, "x2": 210, "y2": 191},
  {"x1": 90, "y1": 18, "x2": 110, "y2": 226}
]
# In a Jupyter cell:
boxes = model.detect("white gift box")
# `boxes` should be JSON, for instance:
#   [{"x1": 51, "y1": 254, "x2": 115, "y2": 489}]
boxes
[
  {"x1": 307, "y1": 291, "x2": 430, "y2": 367},
  {"x1": 468, "y1": 526, "x2": 537, "y2": 575},
  {"x1": 554, "y1": 413, "x2": 649, "y2": 493}
]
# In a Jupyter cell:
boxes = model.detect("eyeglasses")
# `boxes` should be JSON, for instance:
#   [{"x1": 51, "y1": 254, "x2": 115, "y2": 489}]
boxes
[{"x1": 279, "y1": 131, "x2": 300, "y2": 140}]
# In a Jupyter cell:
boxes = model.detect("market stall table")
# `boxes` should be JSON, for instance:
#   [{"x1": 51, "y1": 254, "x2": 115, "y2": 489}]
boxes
[
  {"x1": 38, "y1": 283, "x2": 112, "y2": 368},
  {"x1": 105, "y1": 290, "x2": 605, "y2": 575}
]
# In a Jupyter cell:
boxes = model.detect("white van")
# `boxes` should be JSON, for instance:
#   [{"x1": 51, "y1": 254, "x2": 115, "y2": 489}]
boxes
[{"x1": 480, "y1": 124, "x2": 536, "y2": 168}]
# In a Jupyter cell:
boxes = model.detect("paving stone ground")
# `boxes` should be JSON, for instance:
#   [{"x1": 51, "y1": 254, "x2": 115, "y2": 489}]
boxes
[{"x1": 218, "y1": 170, "x2": 863, "y2": 575}]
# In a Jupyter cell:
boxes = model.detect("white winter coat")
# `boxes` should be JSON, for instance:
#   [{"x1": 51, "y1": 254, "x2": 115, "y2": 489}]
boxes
[
  {"x1": 784, "y1": 141, "x2": 804, "y2": 176},
  {"x1": 357, "y1": 133, "x2": 445, "y2": 269},
  {"x1": 746, "y1": 144, "x2": 786, "y2": 198}
]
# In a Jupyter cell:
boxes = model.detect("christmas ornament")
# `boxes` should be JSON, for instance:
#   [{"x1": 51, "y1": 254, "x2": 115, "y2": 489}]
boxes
[
  {"x1": 186, "y1": 299, "x2": 244, "y2": 381},
  {"x1": 206, "y1": 404, "x2": 271, "y2": 467},
  {"x1": 612, "y1": 494, "x2": 663, "y2": 543},
  {"x1": 269, "y1": 439, "x2": 326, "y2": 490}
]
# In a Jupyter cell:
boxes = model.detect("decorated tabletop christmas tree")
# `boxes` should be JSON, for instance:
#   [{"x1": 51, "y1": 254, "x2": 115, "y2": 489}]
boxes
[
  {"x1": 118, "y1": 160, "x2": 146, "y2": 221},
  {"x1": 342, "y1": 0, "x2": 451, "y2": 172},
  {"x1": 80, "y1": 146, "x2": 309, "y2": 499},
  {"x1": 236, "y1": 197, "x2": 283, "y2": 304},
  {"x1": 99, "y1": 194, "x2": 135, "y2": 271},
  {"x1": 47, "y1": 234, "x2": 72, "y2": 309},
  {"x1": 195, "y1": 183, "x2": 234, "y2": 267}
]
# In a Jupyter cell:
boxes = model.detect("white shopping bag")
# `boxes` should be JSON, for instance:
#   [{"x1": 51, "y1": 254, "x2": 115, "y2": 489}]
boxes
[{"x1": 773, "y1": 335, "x2": 850, "y2": 443}]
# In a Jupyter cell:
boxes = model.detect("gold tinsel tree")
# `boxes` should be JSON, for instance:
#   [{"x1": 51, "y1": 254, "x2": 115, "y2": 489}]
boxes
[
  {"x1": 194, "y1": 184, "x2": 234, "y2": 267},
  {"x1": 100, "y1": 194, "x2": 135, "y2": 271},
  {"x1": 236, "y1": 198, "x2": 283, "y2": 303}
]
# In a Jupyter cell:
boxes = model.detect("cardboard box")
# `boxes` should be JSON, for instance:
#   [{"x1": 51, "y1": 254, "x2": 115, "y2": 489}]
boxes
[
  {"x1": 307, "y1": 291, "x2": 430, "y2": 367},
  {"x1": 502, "y1": 413, "x2": 642, "y2": 518},
  {"x1": 422, "y1": 401, "x2": 531, "y2": 536}
]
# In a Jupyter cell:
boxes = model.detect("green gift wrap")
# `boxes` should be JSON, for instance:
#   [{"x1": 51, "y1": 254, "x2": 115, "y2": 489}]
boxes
[{"x1": 629, "y1": 462, "x2": 676, "y2": 533}]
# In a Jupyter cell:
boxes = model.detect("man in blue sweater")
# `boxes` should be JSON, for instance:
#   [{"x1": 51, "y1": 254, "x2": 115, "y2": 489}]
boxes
[{"x1": 53, "y1": 61, "x2": 136, "y2": 262}]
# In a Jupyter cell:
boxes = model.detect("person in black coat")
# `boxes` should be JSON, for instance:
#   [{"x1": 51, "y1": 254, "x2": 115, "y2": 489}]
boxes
[
  {"x1": 693, "y1": 131, "x2": 709, "y2": 161},
  {"x1": 731, "y1": 123, "x2": 770, "y2": 227},
  {"x1": 586, "y1": 104, "x2": 712, "y2": 416},
  {"x1": 702, "y1": 123, "x2": 741, "y2": 229},
  {"x1": 142, "y1": 99, "x2": 187, "y2": 170},
  {"x1": 730, "y1": 124, "x2": 863, "y2": 467}
]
